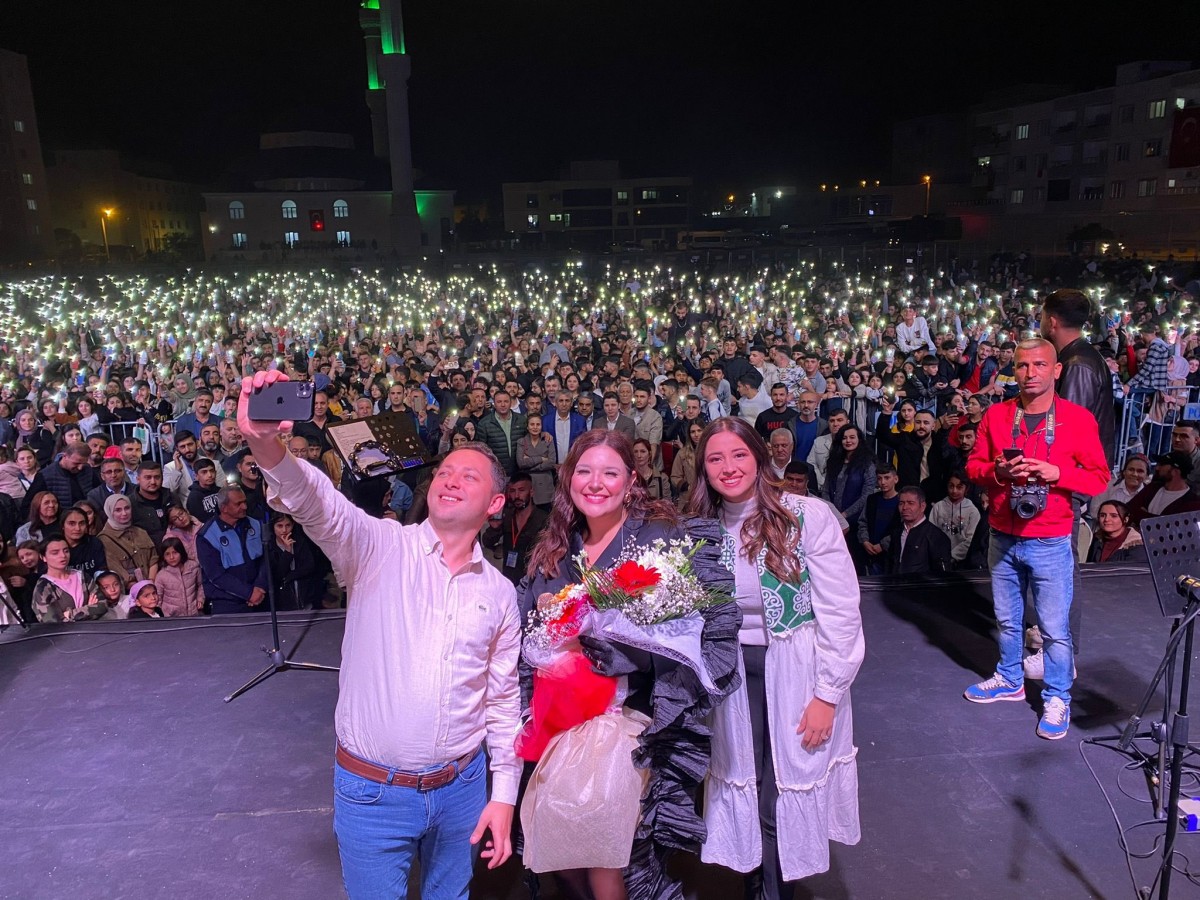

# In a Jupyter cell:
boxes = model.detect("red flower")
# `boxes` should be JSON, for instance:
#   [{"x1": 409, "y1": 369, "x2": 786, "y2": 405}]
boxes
[
  {"x1": 545, "y1": 594, "x2": 591, "y2": 642},
  {"x1": 611, "y1": 560, "x2": 660, "y2": 594}
]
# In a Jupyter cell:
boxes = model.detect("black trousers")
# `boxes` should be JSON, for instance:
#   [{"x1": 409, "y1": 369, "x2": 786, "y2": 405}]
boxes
[{"x1": 742, "y1": 644, "x2": 792, "y2": 900}]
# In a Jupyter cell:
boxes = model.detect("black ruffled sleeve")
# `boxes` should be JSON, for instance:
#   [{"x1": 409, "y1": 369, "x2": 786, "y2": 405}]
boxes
[{"x1": 624, "y1": 515, "x2": 742, "y2": 900}]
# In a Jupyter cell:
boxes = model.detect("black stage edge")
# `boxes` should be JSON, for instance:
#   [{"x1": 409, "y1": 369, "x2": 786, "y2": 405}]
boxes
[{"x1": 0, "y1": 565, "x2": 1185, "y2": 900}]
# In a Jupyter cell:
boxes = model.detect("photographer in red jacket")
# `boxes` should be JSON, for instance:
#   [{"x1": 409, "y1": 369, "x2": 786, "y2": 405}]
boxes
[{"x1": 962, "y1": 338, "x2": 1109, "y2": 740}]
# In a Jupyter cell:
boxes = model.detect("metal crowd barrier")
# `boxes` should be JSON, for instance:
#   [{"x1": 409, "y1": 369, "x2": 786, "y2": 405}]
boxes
[
  {"x1": 98, "y1": 418, "x2": 178, "y2": 467},
  {"x1": 1117, "y1": 387, "x2": 1200, "y2": 473}
]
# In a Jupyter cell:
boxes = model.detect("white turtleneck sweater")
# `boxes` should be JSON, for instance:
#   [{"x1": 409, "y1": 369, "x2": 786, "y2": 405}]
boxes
[{"x1": 720, "y1": 497, "x2": 769, "y2": 646}]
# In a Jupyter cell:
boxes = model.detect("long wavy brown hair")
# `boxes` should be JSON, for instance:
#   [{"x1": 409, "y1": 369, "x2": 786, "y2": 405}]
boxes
[
  {"x1": 527, "y1": 429, "x2": 678, "y2": 579},
  {"x1": 685, "y1": 416, "x2": 803, "y2": 583}
]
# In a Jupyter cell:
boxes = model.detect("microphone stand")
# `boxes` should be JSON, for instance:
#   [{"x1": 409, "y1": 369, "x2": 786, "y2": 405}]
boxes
[
  {"x1": 225, "y1": 522, "x2": 339, "y2": 702},
  {"x1": 1117, "y1": 584, "x2": 1200, "y2": 900}
]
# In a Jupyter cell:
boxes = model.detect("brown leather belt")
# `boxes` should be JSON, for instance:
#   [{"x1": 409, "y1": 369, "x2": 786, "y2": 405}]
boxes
[{"x1": 335, "y1": 743, "x2": 480, "y2": 791}]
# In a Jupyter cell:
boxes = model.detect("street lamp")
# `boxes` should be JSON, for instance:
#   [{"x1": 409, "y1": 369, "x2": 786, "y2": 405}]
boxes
[
  {"x1": 100, "y1": 208, "x2": 114, "y2": 262},
  {"x1": 921, "y1": 175, "x2": 932, "y2": 216}
]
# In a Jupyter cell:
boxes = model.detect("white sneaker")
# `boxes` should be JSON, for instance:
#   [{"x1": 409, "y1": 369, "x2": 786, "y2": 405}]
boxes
[
  {"x1": 1023, "y1": 649, "x2": 1044, "y2": 680},
  {"x1": 1022, "y1": 648, "x2": 1076, "y2": 681},
  {"x1": 1037, "y1": 697, "x2": 1071, "y2": 740}
]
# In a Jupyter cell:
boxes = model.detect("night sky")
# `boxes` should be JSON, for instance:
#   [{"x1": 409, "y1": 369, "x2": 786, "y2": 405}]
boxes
[{"x1": 4, "y1": 1, "x2": 1196, "y2": 198}]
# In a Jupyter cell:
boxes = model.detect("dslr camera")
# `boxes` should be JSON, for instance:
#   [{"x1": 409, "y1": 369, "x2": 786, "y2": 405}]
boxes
[{"x1": 1010, "y1": 482, "x2": 1049, "y2": 519}]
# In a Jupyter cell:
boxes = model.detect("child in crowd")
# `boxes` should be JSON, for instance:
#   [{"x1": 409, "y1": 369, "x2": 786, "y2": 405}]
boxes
[
  {"x1": 93, "y1": 570, "x2": 133, "y2": 619},
  {"x1": 186, "y1": 458, "x2": 221, "y2": 521},
  {"x1": 155, "y1": 537, "x2": 205, "y2": 616},
  {"x1": 164, "y1": 505, "x2": 202, "y2": 559},
  {"x1": 126, "y1": 580, "x2": 165, "y2": 619}
]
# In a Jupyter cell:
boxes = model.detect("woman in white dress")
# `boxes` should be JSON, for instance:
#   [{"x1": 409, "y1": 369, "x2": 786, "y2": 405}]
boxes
[{"x1": 684, "y1": 416, "x2": 864, "y2": 897}]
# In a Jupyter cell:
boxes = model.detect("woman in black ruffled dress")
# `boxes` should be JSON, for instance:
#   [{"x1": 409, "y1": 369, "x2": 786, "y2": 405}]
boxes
[{"x1": 518, "y1": 429, "x2": 741, "y2": 900}]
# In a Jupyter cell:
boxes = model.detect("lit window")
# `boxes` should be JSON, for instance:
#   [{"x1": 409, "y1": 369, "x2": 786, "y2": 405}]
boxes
[
  {"x1": 1177, "y1": 98, "x2": 1187, "y2": 110},
  {"x1": 977, "y1": 156, "x2": 991, "y2": 167},
  {"x1": 336, "y1": 230, "x2": 351, "y2": 246},
  {"x1": 232, "y1": 232, "x2": 248, "y2": 248},
  {"x1": 26, "y1": 198, "x2": 37, "y2": 210},
  {"x1": 1144, "y1": 139, "x2": 1162, "y2": 158},
  {"x1": 616, "y1": 190, "x2": 629, "y2": 204},
  {"x1": 333, "y1": 199, "x2": 349, "y2": 218},
  {"x1": 548, "y1": 213, "x2": 562, "y2": 222},
  {"x1": 1148, "y1": 99, "x2": 1167, "y2": 119},
  {"x1": 21, "y1": 173, "x2": 32, "y2": 185},
  {"x1": 1009, "y1": 189, "x2": 1024, "y2": 205},
  {"x1": 13, "y1": 120, "x2": 24, "y2": 132},
  {"x1": 527, "y1": 213, "x2": 539, "y2": 229},
  {"x1": 284, "y1": 232, "x2": 299, "y2": 247},
  {"x1": 282, "y1": 200, "x2": 298, "y2": 219},
  {"x1": 228, "y1": 201, "x2": 245, "y2": 220},
  {"x1": 641, "y1": 189, "x2": 658, "y2": 200},
  {"x1": 1109, "y1": 181, "x2": 1125, "y2": 199},
  {"x1": 1137, "y1": 178, "x2": 1157, "y2": 198},
  {"x1": 1015, "y1": 124, "x2": 1029, "y2": 140}
]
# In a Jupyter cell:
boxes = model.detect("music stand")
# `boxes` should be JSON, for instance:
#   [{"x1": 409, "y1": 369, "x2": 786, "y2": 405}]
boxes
[
  {"x1": 326, "y1": 411, "x2": 433, "y2": 486},
  {"x1": 1116, "y1": 511, "x2": 1200, "y2": 899}
]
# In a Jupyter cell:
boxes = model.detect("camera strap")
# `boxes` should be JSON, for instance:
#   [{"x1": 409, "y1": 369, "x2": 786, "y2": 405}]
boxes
[{"x1": 1011, "y1": 400, "x2": 1056, "y2": 450}]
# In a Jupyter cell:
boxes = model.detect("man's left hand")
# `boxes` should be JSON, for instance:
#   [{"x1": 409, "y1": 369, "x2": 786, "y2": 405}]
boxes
[{"x1": 470, "y1": 801, "x2": 513, "y2": 869}]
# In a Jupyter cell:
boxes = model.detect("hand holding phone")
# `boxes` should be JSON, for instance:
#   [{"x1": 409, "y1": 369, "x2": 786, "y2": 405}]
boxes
[{"x1": 247, "y1": 381, "x2": 315, "y2": 422}]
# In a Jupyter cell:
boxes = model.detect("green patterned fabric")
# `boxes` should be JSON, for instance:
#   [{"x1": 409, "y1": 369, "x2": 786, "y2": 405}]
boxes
[{"x1": 720, "y1": 506, "x2": 813, "y2": 637}]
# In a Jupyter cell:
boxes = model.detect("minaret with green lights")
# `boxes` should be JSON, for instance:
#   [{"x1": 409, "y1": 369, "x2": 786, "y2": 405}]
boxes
[{"x1": 360, "y1": 0, "x2": 422, "y2": 255}]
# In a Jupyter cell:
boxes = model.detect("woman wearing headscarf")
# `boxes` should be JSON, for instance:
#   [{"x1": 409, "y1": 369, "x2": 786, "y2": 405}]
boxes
[{"x1": 98, "y1": 494, "x2": 158, "y2": 588}]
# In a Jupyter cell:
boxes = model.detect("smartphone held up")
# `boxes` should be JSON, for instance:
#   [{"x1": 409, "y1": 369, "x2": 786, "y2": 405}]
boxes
[{"x1": 248, "y1": 380, "x2": 315, "y2": 422}]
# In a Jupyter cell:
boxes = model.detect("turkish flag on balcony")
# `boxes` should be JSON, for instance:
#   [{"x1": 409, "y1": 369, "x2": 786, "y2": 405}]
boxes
[{"x1": 1168, "y1": 108, "x2": 1200, "y2": 168}]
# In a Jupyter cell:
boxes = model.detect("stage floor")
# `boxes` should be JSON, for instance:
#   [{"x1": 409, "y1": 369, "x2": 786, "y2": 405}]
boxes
[{"x1": 0, "y1": 563, "x2": 1189, "y2": 900}]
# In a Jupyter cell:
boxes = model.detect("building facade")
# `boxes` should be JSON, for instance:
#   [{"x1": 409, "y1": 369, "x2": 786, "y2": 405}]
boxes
[
  {"x1": 45, "y1": 149, "x2": 203, "y2": 258},
  {"x1": 503, "y1": 161, "x2": 692, "y2": 251},
  {"x1": 968, "y1": 61, "x2": 1200, "y2": 253},
  {"x1": 0, "y1": 49, "x2": 53, "y2": 262}
]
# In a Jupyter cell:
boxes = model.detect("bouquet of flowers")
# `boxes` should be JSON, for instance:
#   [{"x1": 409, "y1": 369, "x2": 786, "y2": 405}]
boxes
[
  {"x1": 517, "y1": 538, "x2": 732, "y2": 874},
  {"x1": 516, "y1": 538, "x2": 729, "y2": 762}
]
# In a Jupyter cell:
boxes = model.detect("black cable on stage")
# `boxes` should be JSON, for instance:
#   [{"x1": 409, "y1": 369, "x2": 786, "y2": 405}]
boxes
[{"x1": 1081, "y1": 737, "x2": 1200, "y2": 898}]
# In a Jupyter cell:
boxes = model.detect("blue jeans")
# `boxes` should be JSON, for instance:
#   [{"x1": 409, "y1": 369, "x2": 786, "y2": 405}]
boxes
[
  {"x1": 988, "y1": 529, "x2": 1075, "y2": 704},
  {"x1": 333, "y1": 749, "x2": 487, "y2": 900}
]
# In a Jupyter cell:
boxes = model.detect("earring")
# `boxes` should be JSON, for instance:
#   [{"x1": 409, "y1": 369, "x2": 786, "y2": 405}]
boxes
[{"x1": 624, "y1": 493, "x2": 632, "y2": 506}]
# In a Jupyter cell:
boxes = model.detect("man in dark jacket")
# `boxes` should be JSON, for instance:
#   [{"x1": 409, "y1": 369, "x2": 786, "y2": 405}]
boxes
[
  {"x1": 875, "y1": 409, "x2": 956, "y2": 502},
  {"x1": 20, "y1": 443, "x2": 100, "y2": 518},
  {"x1": 1126, "y1": 452, "x2": 1200, "y2": 527},
  {"x1": 474, "y1": 390, "x2": 527, "y2": 476},
  {"x1": 196, "y1": 485, "x2": 268, "y2": 614},
  {"x1": 482, "y1": 473, "x2": 550, "y2": 584},
  {"x1": 1041, "y1": 289, "x2": 1117, "y2": 468},
  {"x1": 885, "y1": 486, "x2": 952, "y2": 575}
]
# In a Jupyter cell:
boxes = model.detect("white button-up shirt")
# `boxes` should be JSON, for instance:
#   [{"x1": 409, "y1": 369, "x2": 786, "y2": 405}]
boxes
[
  {"x1": 261, "y1": 453, "x2": 522, "y2": 804},
  {"x1": 554, "y1": 414, "x2": 572, "y2": 462}
]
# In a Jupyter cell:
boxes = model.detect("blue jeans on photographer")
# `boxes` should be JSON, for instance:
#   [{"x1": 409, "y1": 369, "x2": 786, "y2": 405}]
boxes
[
  {"x1": 333, "y1": 749, "x2": 487, "y2": 900},
  {"x1": 989, "y1": 529, "x2": 1075, "y2": 703}
]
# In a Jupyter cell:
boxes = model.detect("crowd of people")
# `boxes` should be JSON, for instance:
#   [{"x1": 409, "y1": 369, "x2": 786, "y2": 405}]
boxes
[
  {"x1": 3, "y1": 255, "x2": 1200, "y2": 897},
  {"x1": 1, "y1": 256, "x2": 1197, "y2": 628}
]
